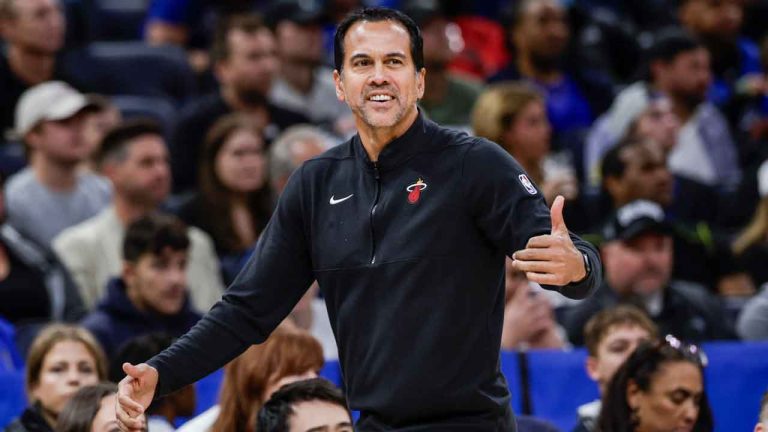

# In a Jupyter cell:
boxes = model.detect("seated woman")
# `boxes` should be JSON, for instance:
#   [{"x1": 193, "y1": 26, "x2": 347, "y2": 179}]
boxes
[
  {"x1": 599, "y1": 335, "x2": 713, "y2": 432},
  {"x1": 56, "y1": 382, "x2": 121, "y2": 432},
  {"x1": 3, "y1": 325, "x2": 107, "y2": 432},
  {"x1": 176, "y1": 113, "x2": 273, "y2": 284},
  {"x1": 177, "y1": 325, "x2": 324, "y2": 432}
]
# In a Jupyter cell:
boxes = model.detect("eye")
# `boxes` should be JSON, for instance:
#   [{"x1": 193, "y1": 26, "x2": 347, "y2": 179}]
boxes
[
  {"x1": 386, "y1": 58, "x2": 403, "y2": 65},
  {"x1": 353, "y1": 59, "x2": 372, "y2": 67}
]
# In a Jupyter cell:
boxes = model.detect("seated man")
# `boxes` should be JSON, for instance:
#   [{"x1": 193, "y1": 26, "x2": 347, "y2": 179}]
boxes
[
  {"x1": 81, "y1": 213, "x2": 201, "y2": 358},
  {"x1": 110, "y1": 333, "x2": 195, "y2": 431},
  {"x1": 54, "y1": 119, "x2": 224, "y2": 312},
  {"x1": 574, "y1": 305, "x2": 658, "y2": 432},
  {"x1": 563, "y1": 199, "x2": 734, "y2": 345},
  {"x1": 257, "y1": 378, "x2": 353, "y2": 432}
]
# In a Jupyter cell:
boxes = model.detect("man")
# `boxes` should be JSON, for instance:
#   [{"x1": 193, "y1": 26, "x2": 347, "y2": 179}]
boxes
[
  {"x1": 53, "y1": 119, "x2": 224, "y2": 313},
  {"x1": 269, "y1": 124, "x2": 332, "y2": 196},
  {"x1": 649, "y1": 30, "x2": 741, "y2": 190},
  {"x1": 0, "y1": 0, "x2": 76, "y2": 135},
  {"x1": 489, "y1": 0, "x2": 612, "y2": 147},
  {"x1": 169, "y1": 14, "x2": 309, "y2": 193},
  {"x1": 267, "y1": 0, "x2": 354, "y2": 137},
  {"x1": 117, "y1": 8, "x2": 600, "y2": 430},
  {"x1": 257, "y1": 378, "x2": 353, "y2": 432},
  {"x1": 81, "y1": 213, "x2": 201, "y2": 358},
  {"x1": 405, "y1": 1, "x2": 482, "y2": 128},
  {"x1": 600, "y1": 137, "x2": 673, "y2": 211},
  {"x1": 5, "y1": 81, "x2": 111, "y2": 248},
  {"x1": 563, "y1": 199, "x2": 733, "y2": 346},
  {"x1": 756, "y1": 391, "x2": 768, "y2": 432},
  {"x1": 574, "y1": 305, "x2": 658, "y2": 432},
  {"x1": 110, "y1": 333, "x2": 196, "y2": 432}
]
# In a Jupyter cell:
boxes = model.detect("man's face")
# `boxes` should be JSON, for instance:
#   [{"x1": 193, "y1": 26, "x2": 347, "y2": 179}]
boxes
[
  {"x1": 218, "y1": 28, "x2": 279, "y2": 100},
  {"x1": 276, "y1": 21, "x2": 323, "y2": 65},
  {"x1": 586, "y1": 324, "x2": 653, "y2": 395},
  {"x1": 602, "y1": 233, "x2": 673, "y2": 297},
  {"x1": 124, "y1": 248, "x2": 188, "y2": 316},
  {"x1": 27, "y1": 112, "x2": 89, "y2": 166},
  {"x1": 82, "y1": 107, "x2": 121, "y2": 159},
  {"x1": 333, "y1": 20, "x2": 425, "y2": 131},
  {"x1": 633, "y1": 98, "x2": 680, "y2": 154},
  {"x1": 0, "y1": 0, "x2": 65, "y2": 54},
  {"x1": 655, "y1": 48, "x2": 712, "y2": 109},
  {"x1": 617, "y1": 142, "x2": 674, "y2": 206},
  {"x1": 681, "y1": 0, "x2": 743, "y2": 41},
  {"x1": 288, "y1": 400, "x2": 353, "y2": 432},
  {"x1": 106, "y1": 134, "x2": 171, "y2": 208},
  {"x1": 513, "y1": 0, "x2": 569, "y2": 68}
]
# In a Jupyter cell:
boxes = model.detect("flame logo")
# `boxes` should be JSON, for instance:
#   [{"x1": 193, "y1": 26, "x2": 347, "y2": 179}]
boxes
[{"x1": 406, "y1": 178, "x2": 427, "y2": 204}]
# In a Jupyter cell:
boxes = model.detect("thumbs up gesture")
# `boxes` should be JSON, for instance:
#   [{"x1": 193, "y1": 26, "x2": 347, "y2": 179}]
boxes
[
  {"x1": 116, "y1": 363, "x2": 157, "y2": 431},
  {"x1": 512, "y1": 196, "x2": 587, "y2": 286}
]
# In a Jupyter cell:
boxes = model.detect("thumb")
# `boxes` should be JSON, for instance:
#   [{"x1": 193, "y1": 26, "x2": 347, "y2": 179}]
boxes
[
  {"x1": 122, "y1": 362, "x2": 146, "y2": 379},
  {"x1": 550, "y1": 195, "x2": 568, "y2": 235}
]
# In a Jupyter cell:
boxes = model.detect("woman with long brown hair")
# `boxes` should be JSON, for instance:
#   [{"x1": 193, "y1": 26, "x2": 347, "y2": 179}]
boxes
[
  {"x1": 177, "y1": 325, "x2": 324, "y2": 432},
  {"x1": 176, "y1": 113, "x2": 274, "y2": 283}
]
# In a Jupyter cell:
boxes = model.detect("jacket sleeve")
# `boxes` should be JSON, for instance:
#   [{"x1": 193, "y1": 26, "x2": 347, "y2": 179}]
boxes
[
  {"x1": 460, "y1": 139, "x2": 601, "y2": 299},
  {"x1": 147, "y1": 166, "x2": 315, "y2": 396}
]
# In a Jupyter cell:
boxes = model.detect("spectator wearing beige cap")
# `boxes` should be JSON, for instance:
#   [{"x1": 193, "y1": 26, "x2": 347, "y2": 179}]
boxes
[{"x1": 4, "y1": 81, "x2": 112, "y2": 248}]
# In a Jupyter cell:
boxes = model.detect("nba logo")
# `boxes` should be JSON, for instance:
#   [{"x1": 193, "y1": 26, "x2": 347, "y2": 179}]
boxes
[{"x1": 518, "y1": 174, "x2": 537, "y2": 195}]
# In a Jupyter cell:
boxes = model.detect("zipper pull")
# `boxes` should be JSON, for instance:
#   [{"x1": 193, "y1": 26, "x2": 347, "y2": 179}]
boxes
[{"x1": 372, "y1": 161, "x2": 380, "y2": 180}]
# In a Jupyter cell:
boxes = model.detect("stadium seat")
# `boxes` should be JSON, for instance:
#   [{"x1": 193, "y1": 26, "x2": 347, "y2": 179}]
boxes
[
  {"x1": 193, "y1": 367, "x2": 224, "y2": 416},
  {"x1": 111, "y1": 95, "x2": 179, "y2": 135},
  {"x1": 0, "y1": 317, "x2": 22, "y2": 373},
  {"x1": 62, "y1": 42, "x2": 196, "y2": 105},
  {"x1": 499, "y1": 350, "x2": 523, "y2": 414},
  {"x1": 82, "y1": 0, "x2": 149, "y2": 41},
  {"x1": 702, "y1": 341, "x2": 768, "y2": 432},
  {"x1": 0, "y1": 370, "x2": 25, "y2": 430}
]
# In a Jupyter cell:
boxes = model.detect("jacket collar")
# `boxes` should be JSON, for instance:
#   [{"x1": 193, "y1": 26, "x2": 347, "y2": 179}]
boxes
[{"x1": 352, "y1": 110, "x2": 437, "y2": 172}]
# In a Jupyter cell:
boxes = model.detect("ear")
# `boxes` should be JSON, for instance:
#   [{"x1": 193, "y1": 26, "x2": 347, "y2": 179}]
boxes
[
  {"x1": 122, "y1": 261, "x2": 136, "y2": 287},
  {"x1": 333, "y1": 69, "x2": 346, "y2": 102},
  {"x1": 416, "y1": 67, "x2": 426, "y2": 100},
  {"x1": 585, "y1": 356, "x2": 600, "y2": 382},
  {"x1": 626, "y1": 379, "x2": 641, "y2": 409}
]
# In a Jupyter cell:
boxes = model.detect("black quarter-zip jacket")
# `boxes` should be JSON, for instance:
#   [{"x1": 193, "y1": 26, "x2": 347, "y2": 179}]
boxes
[{"x1": 147, "y1": 113, "x2": 601, "y2": 431}]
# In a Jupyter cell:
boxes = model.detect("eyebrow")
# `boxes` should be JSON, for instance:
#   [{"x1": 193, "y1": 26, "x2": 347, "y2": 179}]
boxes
[{"x1": 349, "y1": 52, "x2": 407, "y2": 62}]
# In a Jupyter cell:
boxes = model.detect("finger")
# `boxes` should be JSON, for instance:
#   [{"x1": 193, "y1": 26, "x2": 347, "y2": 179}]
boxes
[
  {"x1": 117, "y1": 391, "x2": 145, "y2": 417},
  {"x1": 513, "y1": 260, "x2": 558, "y2": 274},
  {"x1": 123, "y1": 362, "x2": 145, "y2": 379},
  {"x1": 116, "y1": 408, "x2": 145, "y2": 431},
  {"x1": 550, "y1": 195, "x2": 568, "y2": 236},
  {"x1": 525, "y1": 235, "x2": 557, "y2": 249},
  {"x1": 525, "y1": 272, "x2": 564, "y2": 286},
  {"x1": 513, "y1": 248, "x2": 557, "y2": 262}
]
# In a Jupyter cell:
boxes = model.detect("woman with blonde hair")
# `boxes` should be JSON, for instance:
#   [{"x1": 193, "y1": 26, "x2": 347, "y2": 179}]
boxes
[
  {"x1": 177, "y1": 325, "x2": 324, "y2": 432},
  {"x1": 4, "y1": 325, "x2": 107, "y2": 432},
  {"x1": 472, "y1": 82, "x2": 579, "y2": 206}
]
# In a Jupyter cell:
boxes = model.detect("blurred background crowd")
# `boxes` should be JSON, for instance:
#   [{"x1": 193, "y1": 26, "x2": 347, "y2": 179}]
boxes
[{"x1": 1, "y1": 0, "x2": 768, "y2": 430}]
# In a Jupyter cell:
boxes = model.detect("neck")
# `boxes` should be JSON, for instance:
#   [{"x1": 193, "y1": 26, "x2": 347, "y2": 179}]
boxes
[
  {"x1": 357, "y1": 107, "x2": 419, "y2": 162},
  {"x1": 32, "y1": 157, "x2": 78, "y2": 191},
  {"x1": 7, "y1": 45, "x2": 56, "y2": 85},
  {"x1": 421, "y1": 69, "x2": 448, "y2": 105},
  {"x1": 517, "y1": 53, "x2": 562, "y2": 84},
  {"x1": 671, "y1": 98, "x2": 694, "y2": 123},
  {"x1": 281, "y1": 62, "x2": 315, "y2": 94},
  {"x1": 113, "y1": 194, "x2": 155, "y2": 226}
]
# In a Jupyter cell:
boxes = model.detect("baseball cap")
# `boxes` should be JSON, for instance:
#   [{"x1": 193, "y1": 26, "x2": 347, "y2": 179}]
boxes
[
  {"x1": 265, "y1": 0, "x2": 324, "y2": 28},
  {"x1": 14, "y1": 81, "x2": 95, "y2": 137},
  {"x1": 603, "y1": 200, "x2": 672, "y2": 242}
]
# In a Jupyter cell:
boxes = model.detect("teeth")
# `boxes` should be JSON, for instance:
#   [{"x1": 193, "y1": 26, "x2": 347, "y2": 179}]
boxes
[{"x1": 370, "y1": 95, "x2": 393, "y2": 101}]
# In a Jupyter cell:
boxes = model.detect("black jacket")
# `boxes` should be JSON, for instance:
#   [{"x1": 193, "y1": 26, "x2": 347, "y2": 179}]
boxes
[
  {"x1": 148, "y1": 113, "x2": 601, "y2": 431},
  {"x1": 3, "y1": 405, "x2": 53, "y2": 432}
]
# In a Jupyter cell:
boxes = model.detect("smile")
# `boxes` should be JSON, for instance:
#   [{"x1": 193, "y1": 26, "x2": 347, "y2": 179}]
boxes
[{"x1": 368, "y1": 94, "x2": 394, "y2": 102}]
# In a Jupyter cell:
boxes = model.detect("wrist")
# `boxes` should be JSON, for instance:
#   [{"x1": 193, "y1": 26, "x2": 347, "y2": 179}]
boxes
[{"x1": 572, "y1": 252, "x2": 590, "y2": 283}]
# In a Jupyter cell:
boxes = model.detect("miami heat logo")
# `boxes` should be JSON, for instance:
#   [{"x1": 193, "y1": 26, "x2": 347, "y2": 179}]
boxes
[{"x1": 406, "y1": 178, "x2": 427, "y2": 204}]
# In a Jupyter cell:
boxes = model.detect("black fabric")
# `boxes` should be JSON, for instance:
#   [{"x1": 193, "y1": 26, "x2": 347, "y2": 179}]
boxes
[
  {"x1": 0, "y1": 244, "x2": 49, "y2": 324},
  {"x1": 148, "y1": 113, "x2": 601, "y2": 430},
  {"x1": 3, "y1": 405, "x2": 53, "y2": 432},
  {"x1": 169, "y1": 92, "x2": 309, "y2": 193}
]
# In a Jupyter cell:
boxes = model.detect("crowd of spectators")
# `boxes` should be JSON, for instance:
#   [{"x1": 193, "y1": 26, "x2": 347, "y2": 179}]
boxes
[{"x1": 2, "y1": 0, "x2": 768, "y2": 430}]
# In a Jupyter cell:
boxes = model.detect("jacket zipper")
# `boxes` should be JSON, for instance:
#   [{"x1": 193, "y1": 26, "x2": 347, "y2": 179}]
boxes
[{"x1": 370, "y1": 161, "x2": 381, "y2": 264}]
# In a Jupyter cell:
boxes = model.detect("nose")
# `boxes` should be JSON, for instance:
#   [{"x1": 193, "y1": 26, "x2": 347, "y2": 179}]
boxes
[
  {"x1": 368, "y1": 61, "x2": 390, "y2": 86},
  {"x1": 67, "y1": 368, "x2": 81, "y2": 386},
  {"x1": 681, "y1": 400, "x2": 698, "y2": 425}
]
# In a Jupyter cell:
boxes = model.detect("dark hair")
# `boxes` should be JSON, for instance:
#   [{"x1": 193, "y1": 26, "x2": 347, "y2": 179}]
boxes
[
  {"x1": 600, "y1": 136, "x2": 649, "y2": 182},
  {"x1": 212, "y1": 13, "x2": 268, "y2": 64},
  {"x1": 644, "y1": 28, "x2": 703, "y2": 82},
  {"x1": 256, "y1": 378, "x2": 349, "y2": 432},
  {"x1": 584, "y1": 305, "x2": 658, "y2": 357},
  {"x1": 334, "y1": 7, "x2": 424, "y2": 72},
  {"x1": 199, "y1": 113, "x2": 272, "y2": 255},
  {"x1": 599, "y1": 336, "x2": 713, "y2": 432},
  {"x1": 123, "y1": 213, "x2": 189, "y2": 263},
  {"x1": 56, "y1": 382, "x2": 117, "y2": 432},
  {"x1": 96, "y1": 118, "x2": 163, "y2": 167}
]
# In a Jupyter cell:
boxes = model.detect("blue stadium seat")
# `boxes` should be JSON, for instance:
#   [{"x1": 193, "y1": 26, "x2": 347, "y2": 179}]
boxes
[
  {"x1": 0, "y1": 317, "x2": 23, "y2": 372},
  {"x1": 319, "y1": 360, "x2": 343, "y2": 388},
  {"x1": 111, "y1": 95, "x2": 178, "y2": 135},
  {"x1": 702, "y1": 341, "x2": 768, "y2": 432},
  {"x1": 193, "y1": 367, "x2": 224, "y2": 416},
  {"x1": 82, "y1": 0, "x2": 149, "y2": 41},
  {"x1": 0, "y1": 370, "x2": 25, "y2": 429},
  {"x1": 62, "y1": 42, "x2": 196, "y2": 106},
  {"x1": 499, "y1": 350, "x2": 523, "y2": 414},
  {"x1": 525, "y1": 348, "x2": 598, "y2": 431}
]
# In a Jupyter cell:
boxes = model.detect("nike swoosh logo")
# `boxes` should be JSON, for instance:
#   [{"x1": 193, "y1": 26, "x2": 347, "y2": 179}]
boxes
[{"x1": 329, "y1": 194, "x2": 354, "y2": 205}]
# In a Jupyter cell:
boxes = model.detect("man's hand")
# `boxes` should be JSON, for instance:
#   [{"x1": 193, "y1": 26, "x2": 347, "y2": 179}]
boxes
[
  {"x1": 116, "y1": 363, "x2": 158, "y2": 432},
  {"x1": 512, "y1": 195, "x2": 587, "y2": 286}
]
